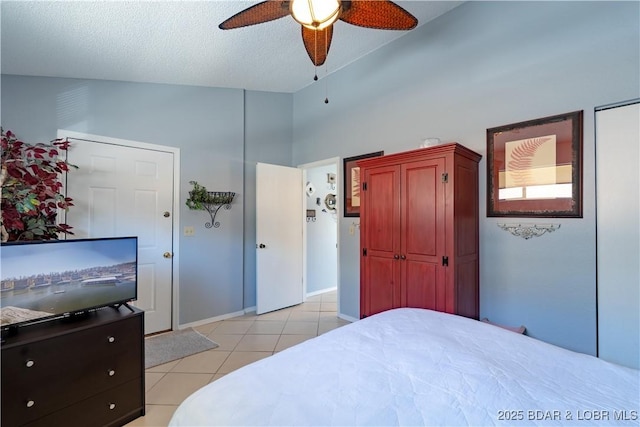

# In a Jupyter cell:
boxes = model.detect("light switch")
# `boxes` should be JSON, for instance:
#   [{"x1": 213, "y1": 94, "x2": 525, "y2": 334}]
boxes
[{"x1": 184, "y1": 226, "x2": 195, "y2": 236}]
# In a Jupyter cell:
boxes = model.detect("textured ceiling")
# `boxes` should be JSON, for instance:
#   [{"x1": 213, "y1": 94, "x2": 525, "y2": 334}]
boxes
[{"x1": 1, "y1": 1, "x2": 462, "y2": 93}]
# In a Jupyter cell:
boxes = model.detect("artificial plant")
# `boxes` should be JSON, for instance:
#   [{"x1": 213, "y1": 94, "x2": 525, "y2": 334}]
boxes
[
  {"x1": 1, "y1": 128, "x2": 76, "y2": 241},
  {"x1": 185, "y1": 181, "x2": 234, "y2": 209},
  {"x1": 185, "y1": 181, "x2": 235, "y2": 229}
]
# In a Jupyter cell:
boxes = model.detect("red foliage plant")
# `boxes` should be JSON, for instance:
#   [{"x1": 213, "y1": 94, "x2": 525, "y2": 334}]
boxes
[{"x1": 1, "y1": 128, "x2": 76, "y2": 241}]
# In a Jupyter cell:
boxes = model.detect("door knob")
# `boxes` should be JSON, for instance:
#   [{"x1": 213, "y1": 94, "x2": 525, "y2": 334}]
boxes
[
  {"x1": 163, "y1": 252, "x2": 173, "y2": 258},
  {"x1": 163, "y1": 211, "x2": 171, "y2": 218},
  {"x1": 400, "y1": 255, "x2": 406, "y2": 260},
  {"x1": 393, "y1": 254, "x2": 400, "y2": 260},
  {"x1": 258, "y1": 243, "x2": 266, "y2": 249}
]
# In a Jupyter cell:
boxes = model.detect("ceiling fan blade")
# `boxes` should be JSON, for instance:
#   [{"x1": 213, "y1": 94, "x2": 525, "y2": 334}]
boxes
[
  {"x1": 301, "y1": 25, "x2": 334, "y2": 66},
  {"x1": 219, "y1": 1, "x2": 291, "y2": 30},
  {"x1": 340, "y1": 0, "x2": 418, "y2": 30}
]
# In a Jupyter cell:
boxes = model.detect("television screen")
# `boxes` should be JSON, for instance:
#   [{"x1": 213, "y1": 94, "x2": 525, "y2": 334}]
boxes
[{"x1": 0, "y1": 237, "x2": 137, "y2": 329}]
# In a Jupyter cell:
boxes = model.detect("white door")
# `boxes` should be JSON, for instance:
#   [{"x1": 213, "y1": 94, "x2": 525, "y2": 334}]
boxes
[
  {"x1": 596, "y1": 101, "x2": 640, "y2": 369},
  {"x1": 65, "y1": 139, "x2": 174, "y2": 334},
  {"x1": 256, "y1": 163, "x2": 304, "y2": 314}
]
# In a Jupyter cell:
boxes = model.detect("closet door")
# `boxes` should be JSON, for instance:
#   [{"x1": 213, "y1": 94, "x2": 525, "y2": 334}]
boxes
[{"x1": 595, "y1": 101, "x2": 639, "y2": 369}]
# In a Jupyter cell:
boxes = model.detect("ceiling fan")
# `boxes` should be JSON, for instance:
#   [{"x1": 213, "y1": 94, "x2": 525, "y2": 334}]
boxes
[{"x1": 219, "y1": 0, "x2": 418, "y2": 67}]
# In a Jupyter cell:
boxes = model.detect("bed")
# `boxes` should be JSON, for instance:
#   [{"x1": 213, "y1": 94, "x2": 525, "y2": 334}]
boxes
[{"x1": 169, "y1": 308, "x2": 639, "y2": 426}]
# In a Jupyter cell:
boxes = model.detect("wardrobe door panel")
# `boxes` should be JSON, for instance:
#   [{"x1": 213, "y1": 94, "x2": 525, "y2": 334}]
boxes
[
  {"x1": 365, "y1": 255, "x2": 397, "y2": 316},
  {"x1": 363, "y1": 165, "x2": 400, "y2": 255},
  {"x1": 401, "y1": 159, "x2": 445, "y2": 260},
  {"x1": 403, "y1": 259, "x2": 437, "y2": 310},
  {"x1": 453, "y1": 160, "x2": 479, "y2": 258}
]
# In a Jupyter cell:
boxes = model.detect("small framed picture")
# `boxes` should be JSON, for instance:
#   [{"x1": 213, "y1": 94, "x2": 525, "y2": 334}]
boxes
[{"x1": 343, "y1": 151, "x2": 383, "y2": 217}]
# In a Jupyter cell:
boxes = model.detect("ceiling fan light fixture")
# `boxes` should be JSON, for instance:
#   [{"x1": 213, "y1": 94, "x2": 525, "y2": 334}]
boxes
[{"x1": 290, "y1": 0, "x2": 341, "y2": 30}]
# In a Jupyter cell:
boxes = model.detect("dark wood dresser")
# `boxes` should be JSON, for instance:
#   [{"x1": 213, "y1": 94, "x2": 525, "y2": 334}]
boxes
[{"x1": 1, "y1": 305, "x2": 145, "y2": 427}]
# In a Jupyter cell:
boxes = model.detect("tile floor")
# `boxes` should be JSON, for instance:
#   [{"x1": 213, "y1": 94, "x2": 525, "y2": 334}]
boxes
[{"x1": 126, "y1": 290, "x2": 348, "y2": 426}]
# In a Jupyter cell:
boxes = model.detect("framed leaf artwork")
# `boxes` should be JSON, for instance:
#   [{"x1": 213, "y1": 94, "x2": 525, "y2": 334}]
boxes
[{"x1": 487, "y1": 111, "x2": 583, "y2": 217}]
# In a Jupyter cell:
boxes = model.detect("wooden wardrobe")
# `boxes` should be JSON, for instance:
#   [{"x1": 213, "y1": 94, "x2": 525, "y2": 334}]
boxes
[{"x1": 358, "y1": 143, "x2": 481, "y2": 319}]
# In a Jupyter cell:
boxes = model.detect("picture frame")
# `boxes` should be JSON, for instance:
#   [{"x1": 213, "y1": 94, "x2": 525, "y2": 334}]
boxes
[
  {"x1": 487, "y1": 110, "x2": 583, "y2": 218},
  {"x1": 343, "y1": 151, "x2": 384, "y2": 217}
]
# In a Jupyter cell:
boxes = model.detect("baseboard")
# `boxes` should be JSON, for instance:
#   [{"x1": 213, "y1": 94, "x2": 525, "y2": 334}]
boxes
[
  {"x1": 305, "y1": 287, "x2": 337, "y2": 299},
  {"x1": 179, "y1": 298, "x2": 350, "y2": 328},
  {"x1": 338, "y1": 313, "x2": 358, "y2": 323},
  {"x1": 179, "y1": 309, "x2": 246, "y2": 329}
]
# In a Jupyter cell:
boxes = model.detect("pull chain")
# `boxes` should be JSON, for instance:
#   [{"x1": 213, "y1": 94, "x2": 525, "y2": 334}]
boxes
[
  {"x1": 324, "y1": 28, "x2": 329, "y2": 104},
  {"x1": 324, "y1": 74, "x2": 329, "y2": 104},
  {"x1": 313, "y1": 30, "x2": 318, "y2": 81},
  {"x1": 311, "y1": 28, "x2": 329, "y2": 103}
]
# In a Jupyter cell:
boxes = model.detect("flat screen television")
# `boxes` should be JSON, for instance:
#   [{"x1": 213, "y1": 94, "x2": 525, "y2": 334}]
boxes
[{"x1": 0, "y1": 236, "x2": 137, "y2": 330}]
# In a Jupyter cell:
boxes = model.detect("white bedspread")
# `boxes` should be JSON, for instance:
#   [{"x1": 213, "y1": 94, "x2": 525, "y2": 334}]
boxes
[{"x1": 169, "y1": 308, "x2": 639, "y2": 426}]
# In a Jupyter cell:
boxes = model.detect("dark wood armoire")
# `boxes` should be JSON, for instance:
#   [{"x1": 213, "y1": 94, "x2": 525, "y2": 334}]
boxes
[{"x1": 358, "y1": 143, "x2": 482, "y2": 319}]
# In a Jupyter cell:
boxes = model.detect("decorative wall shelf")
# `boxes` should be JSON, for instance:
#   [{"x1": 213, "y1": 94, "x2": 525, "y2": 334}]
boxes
[
  {"x1": 185, "y1": 181, "x2": 235, "y2": 229},
  {"x1": 201, "y1": 192, "x2": 235, "y2": 228},
  {"x1": 497, "y1": 223, "x2": 560, "y2": 239}
]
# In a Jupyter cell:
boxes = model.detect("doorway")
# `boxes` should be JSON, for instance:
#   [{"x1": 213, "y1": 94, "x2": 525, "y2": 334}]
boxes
[{"x1": 299, "y1": 157, "x2": 340, "y2": 312}]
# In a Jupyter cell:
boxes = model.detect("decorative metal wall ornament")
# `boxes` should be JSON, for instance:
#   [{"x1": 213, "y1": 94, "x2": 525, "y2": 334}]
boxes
[
  {"x1": 324, "y1": 193, "x2": 337, "y2": 211},
  {"x1": 201, "y1": 192, "x2": 235, "y2": 228},
  {"x1": 305, "y1": 182, "x2": 316, "y2": 196},
  {"x1": 185, "y1": 181, "x2": 235, "y2": 229},
  {"x1": 497, "y1": 223, "x2": 560, "y2": 239}
]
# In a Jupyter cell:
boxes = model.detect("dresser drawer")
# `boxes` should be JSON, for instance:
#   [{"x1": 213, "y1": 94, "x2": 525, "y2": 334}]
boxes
[
  {"x1": 23, "y1": 378, "x2": 144, "y2": 427},
  {"x1": 1, "y1": 311, "x2": 143, "y2": 426}
]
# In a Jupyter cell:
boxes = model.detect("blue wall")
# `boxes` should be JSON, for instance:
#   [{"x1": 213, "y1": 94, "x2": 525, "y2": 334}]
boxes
[
  {"x1": 291, "y1": 1, "x2": 640, "y2": 355},
  {"x1": 243, "y1": 90, "x2": 294, "y2": 309},
  {"x1": 0, "y1": 75, "x2": 293, "y2": 324}
]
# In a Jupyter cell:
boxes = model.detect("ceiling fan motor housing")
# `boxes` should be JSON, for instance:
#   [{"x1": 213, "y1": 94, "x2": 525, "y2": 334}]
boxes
[{"x1": 290, "y1": 0, "x2": 342, "y2": 30}]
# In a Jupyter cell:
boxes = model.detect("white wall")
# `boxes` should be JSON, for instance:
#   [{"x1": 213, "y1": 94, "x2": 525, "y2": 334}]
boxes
[{"x1": 291, "y1": 1, "x2": 640, "y2": 356}]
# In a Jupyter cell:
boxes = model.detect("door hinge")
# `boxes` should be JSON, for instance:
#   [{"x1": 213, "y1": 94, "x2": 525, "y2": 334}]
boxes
[
  {"x1": 442, "y1": 256, "x2": 449, "y2": 266},
  {"x1": 363, "y1": 248, "x2": 367, "y2": 256},
  {"x1": 362, "y1": 181, "x2": 368, "y2": 191},
  {"x1": 441, "y1": 172, "x2": 449, "y2": 183}
]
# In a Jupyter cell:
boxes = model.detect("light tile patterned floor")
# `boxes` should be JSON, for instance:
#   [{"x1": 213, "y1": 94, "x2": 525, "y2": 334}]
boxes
[{"x1": 125, "y1": 290, "x2": 348, "y2": 426}]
